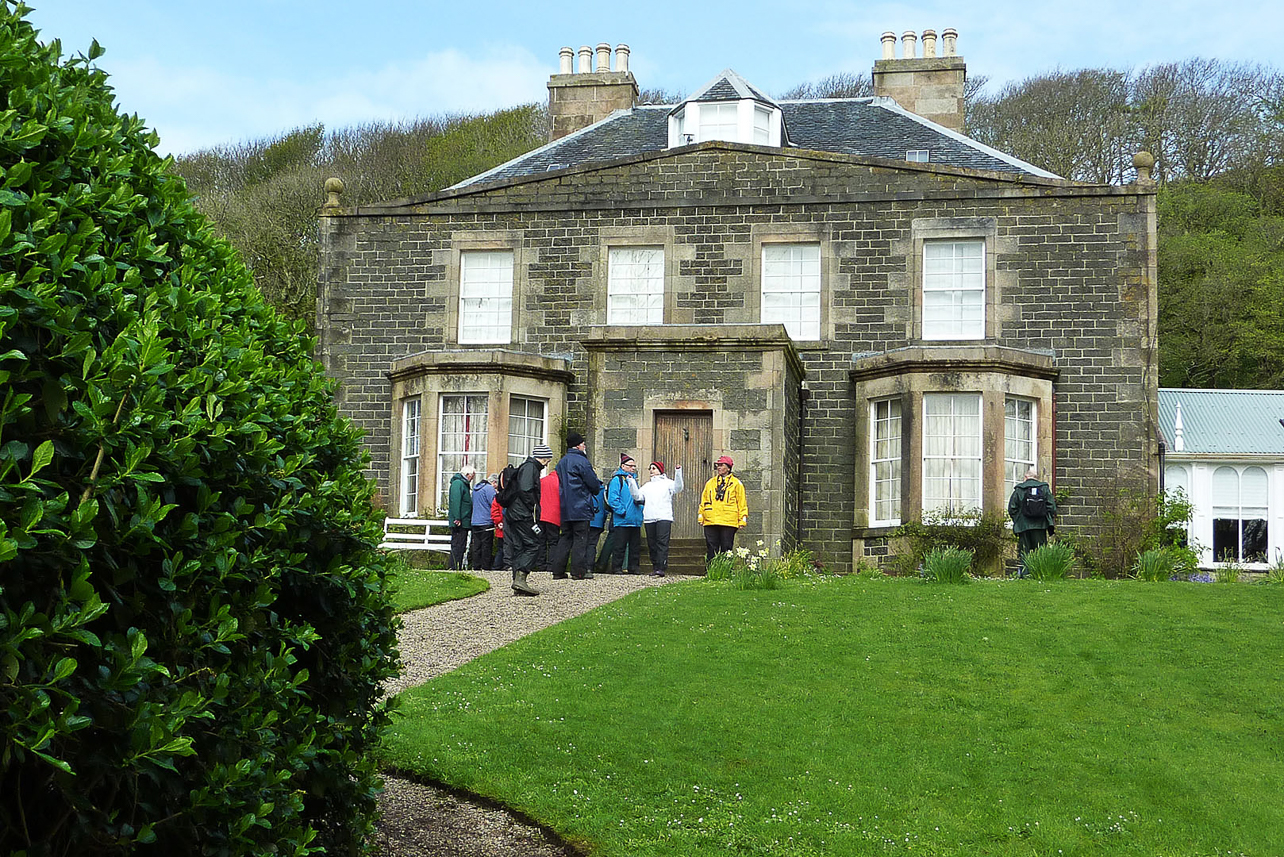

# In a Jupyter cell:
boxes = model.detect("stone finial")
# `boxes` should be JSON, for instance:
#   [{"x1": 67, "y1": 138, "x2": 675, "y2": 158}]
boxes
[
  {"x1": 942, "y1": 28, "x2": 958, "y2": 56},
  {"x1": 322, "y1": 176, "x2": 344, "y2": 211},
  {"x1": 901, "y1": 30, "x2": 918, "y2": 58},
  {"x1": 595, "y1": 42, "x2": 611, "y2": 72},
  {"x1": 615, "y1": 43, "x2": 630, "y2": 73},
  {"x1": 559, "y1": 46, "x2": 574, "y2": 75},
  {"x1": 922, "y1": 29, "x2": 938, "y2": 57},
  {"x1": 1133, "y1": 150, "x2": 1156, "y2": 184},
  {"x1": 881, "y1": 31, "x2": 897, "y2": 60},
  {"x1": 577, "y1": 45, "x2": 592, "y2": 73}
]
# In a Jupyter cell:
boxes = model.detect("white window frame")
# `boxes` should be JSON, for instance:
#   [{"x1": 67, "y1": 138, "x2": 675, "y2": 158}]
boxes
[
  {"x1": 399, "y1": 398, "x2": 421, "y2": 517},
  {"x1": 437, "y1": 394, "x2": 488, "y2": 514},
  {"x1": 698, "y1": 102, "x2": 740, "y2": 142},
  {"x1": 508, "y1": 396, "x2": 547, "y2": 467},
  {"x1": 459, "y1": 250, "x2": 513, "y2": 344},
  {"x1": 761, "y1": 243, "x2": 821, "y2": 341},
  {"x1": 907, "y1": 149, "x2": 930, "y2": 162},
  {"x1": 922, "y1": 392, "x2": 983, "y2": 515},
  {"x1": 1004, "y1": 398, "x2": 1036, "y2": 497},
  {"x1": 923, "y1": 240, "x2": 984, "y2": 340},
  {"x1": 753, "y1": 106, "x2": 772, "y2": 145},
  {"x1": 870, "y1": 398, "x2": 902, "y2": 526},
  {"x1": 1211, "y1": 464, "x2": 1269, "y2": 565},
  {"x1": 607, "y1": 247, "x2": 665, "y2": 325}
]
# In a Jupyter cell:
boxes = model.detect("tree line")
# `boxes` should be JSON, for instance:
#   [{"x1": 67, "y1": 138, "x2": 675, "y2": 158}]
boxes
[{"x1": 170, "y1": 58, "x2": 1284, "y2": 389}]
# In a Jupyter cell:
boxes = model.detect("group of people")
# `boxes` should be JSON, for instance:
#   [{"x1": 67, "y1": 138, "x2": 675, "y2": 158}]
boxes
[{"x1": 445, "y1": 433, "x2": 750, "y2": 596}]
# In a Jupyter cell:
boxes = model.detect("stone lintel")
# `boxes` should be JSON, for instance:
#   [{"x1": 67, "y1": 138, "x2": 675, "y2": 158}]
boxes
[
  {"x1": 581, "y1": 324, "x2": 806, "y2": 378},
  {"x1": 389, "y1": 348, "x2": 574, "y2": 384},
  {"x1": 849, "y1": 345, "x2": 1057, "y2": 383}
]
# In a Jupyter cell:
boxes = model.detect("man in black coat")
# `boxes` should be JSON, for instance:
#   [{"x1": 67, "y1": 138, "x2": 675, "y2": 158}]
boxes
[
  {"x1": 508, "y1": 444, "x2": 552, "y2": 595},
  {"x1": 550, "y1": 432, "x2": 603, "y2": 580}
]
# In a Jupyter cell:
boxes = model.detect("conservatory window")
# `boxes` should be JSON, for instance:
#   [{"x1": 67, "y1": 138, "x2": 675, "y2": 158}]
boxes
[
  {"x1": 508, "y1": 396, "x2": 547, "y2": 467},
  {"x1": 871, "y1": 398, "x2": 902, "y2": 526},
  {"x1": 399, "y1": 398, "x2": 421, "y2": 516},
  {"x1": 1004, "y1": 398, "x2": 1036, "y2": 496},
  {"x1": 1212, "y1": 465, "x2": 1268, "y2": 563},
  {"x1": 438, "y1": 394, "x2": 488, "y2": 513}
]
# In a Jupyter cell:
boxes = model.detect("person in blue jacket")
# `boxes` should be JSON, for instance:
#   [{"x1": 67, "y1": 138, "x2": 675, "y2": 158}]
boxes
[
  {"x1": 550, "y1": 432, "x2": 603, "y2": 580},
  {"x1": 607, "y1": 453, "x2": 645, "y2": 575},
  {"x1": 588, "y1": 480, "x2": 609, "y2": 572}
]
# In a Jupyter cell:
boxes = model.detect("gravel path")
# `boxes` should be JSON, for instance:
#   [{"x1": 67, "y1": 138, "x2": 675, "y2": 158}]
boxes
[{"x1": 373, "y1": 569, "x2": 681, "y2": 855}]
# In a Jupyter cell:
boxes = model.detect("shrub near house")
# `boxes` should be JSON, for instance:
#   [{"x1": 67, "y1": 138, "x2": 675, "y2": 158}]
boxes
[{"x1": 0, "y1": 7, "x2": 397, "y2": 855}]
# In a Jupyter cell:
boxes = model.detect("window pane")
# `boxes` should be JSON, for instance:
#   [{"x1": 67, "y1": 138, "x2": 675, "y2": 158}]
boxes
[
  {"x1": 608, "y1": 247, "x2": 664, "y2": 325},
  {"x1": 509, "y1": 396, "x2": 547, "y2": 467},
  {"x1": 923, "y1": 393, "x2": 982, "y2": 513},
  {"x1": 399, "y1": 398, "x2": 421, "y2": 516},
  {"x1": 871, "y1": 398, "x2": 902, "y2": 524},
  {"x1": 1211, "y1": 466, "x2": 1239, "y2": 518},
  {"x1": 460, "y1": 251, "x2": 513, "y2": 344},
  {"x1": 1243, "y1": 519, "x2": 1269, "y2": 563},
  {"x1": 923, "y1": 240, "x2": 984, "y2": 340},
  {"x1": 762, "y1": 243, "x2": 821, "y2": 340},
  {"x1": 1213, "y1": 518, "x2": 1240, "y2": 562},
  {"x1": 1005, "y1": 398, "x2": 1035, "y2": 495},
  {"x1": 438, "y1": 395, "x2": 488, "y2": 513}
]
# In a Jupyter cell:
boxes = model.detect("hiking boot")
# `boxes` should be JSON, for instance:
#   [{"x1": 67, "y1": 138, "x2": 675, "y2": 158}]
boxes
[{"x1": 512, "y1": 569, "x2": 540, "y2": 596}]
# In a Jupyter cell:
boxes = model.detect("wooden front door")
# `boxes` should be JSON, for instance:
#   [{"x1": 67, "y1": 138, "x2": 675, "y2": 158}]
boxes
[{"x1": 653, "y1": 411, "x2": 712, "y2": 539}]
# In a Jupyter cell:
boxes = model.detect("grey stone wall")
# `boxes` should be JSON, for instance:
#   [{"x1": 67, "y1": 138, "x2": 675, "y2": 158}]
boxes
[{"x1": 318, "y1": 144, "x2": 1157, "y2": 571}]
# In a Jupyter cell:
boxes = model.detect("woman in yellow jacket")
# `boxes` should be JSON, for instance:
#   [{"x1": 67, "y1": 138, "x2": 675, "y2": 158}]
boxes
[{"x1": 698, "y1": 455, "x2": 748, "y2": 562}]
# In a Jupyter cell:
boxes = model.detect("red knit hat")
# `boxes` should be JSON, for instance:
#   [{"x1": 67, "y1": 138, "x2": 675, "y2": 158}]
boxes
[{"x1": 650, "y1": 461, "x2": 665, "y2": 474}]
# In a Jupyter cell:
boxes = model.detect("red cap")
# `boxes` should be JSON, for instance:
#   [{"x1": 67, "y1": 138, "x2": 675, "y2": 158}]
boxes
[
  {"x1": 715, "y1": 455, "x2": 734, "y2": 468},
  {"x1": 650, "y1": 461, "x2": 665, "y2": 474}
]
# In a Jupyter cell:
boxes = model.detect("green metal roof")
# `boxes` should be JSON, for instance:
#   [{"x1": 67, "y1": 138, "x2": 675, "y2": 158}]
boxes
[{"x1": 1159, "y1": 388, "x2": 1284, "y2": 455}]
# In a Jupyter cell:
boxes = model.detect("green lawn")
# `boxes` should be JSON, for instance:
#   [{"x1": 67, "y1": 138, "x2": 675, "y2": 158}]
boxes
[
  {"x1": 383, "y1": 577, "x2": 1284, "y2": 856},
  {"x1": 386, "y1": 559, "x2": 488, "y2": 613}
]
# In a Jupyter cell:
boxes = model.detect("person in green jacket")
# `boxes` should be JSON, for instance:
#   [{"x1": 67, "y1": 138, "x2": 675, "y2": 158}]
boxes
[
  {"x1": 447, "y1": 465, "x2": 476, "y2": 570},
  {"x1": 1008, "y1": 466, "x2": 1057, "y2": 576}
]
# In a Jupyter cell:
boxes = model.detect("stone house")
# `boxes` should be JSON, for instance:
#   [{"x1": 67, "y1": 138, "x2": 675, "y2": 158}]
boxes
[{"x1": 316, "y1": 31, "x2": 1160, "y2": 573}]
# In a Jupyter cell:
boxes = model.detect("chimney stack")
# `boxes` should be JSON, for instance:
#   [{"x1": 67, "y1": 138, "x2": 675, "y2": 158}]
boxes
[
  {"x1": 871, "y1": 27, "x2": 967, "y2": 133},
  {"x1": 548, "y1": 41, "x2": 639, "y2": 142}
]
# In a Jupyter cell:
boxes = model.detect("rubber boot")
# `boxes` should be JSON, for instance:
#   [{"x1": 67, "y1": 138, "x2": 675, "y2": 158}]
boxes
[{"x1": 512, "y1": 569, "x2": 540, "y2": 596}]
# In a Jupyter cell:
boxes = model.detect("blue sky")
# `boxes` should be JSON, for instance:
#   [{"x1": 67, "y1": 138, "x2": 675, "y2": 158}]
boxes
[{"x1": 24, "y1": 0, "x2": 1283, "y2": 156}]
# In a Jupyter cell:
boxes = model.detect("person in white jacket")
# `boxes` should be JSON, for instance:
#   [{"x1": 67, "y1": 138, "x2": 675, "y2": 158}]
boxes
[{"x1": 639, "y1": 461, "x2": 684, "y2": 576}]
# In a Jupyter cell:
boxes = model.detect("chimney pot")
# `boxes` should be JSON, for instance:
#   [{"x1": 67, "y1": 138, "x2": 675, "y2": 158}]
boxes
[
  {"x1": 577, "y1": 45, "x2": 592, "y2": 73},
  {"x1": 901, "y1": 30, "x2": 918, "y2": 59},
  {"x1": 596, "y1": 42, "x2": 611, "y2": 72},
  {"x1": 880, "y1": 31, "x2": 897, "y2": 60},
  {"x1": 922, "y1": 29, "x2": 937, "y2": 58},
  {"x1": 558, "y1": 46, "x2": 574, "y2": 75},
  {"x1": 615, "y1": 43, "x2": 630, "y2": 73},
  {"x1": 942, "y1": 28, "x2": 958, "y2": 57}
]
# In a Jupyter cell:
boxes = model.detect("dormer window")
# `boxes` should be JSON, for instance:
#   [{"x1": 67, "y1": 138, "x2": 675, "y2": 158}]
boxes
[
  {"x1": 667, "y1": 70, "x2": 785, "y2": 149},
  {"x1": 907, "y1": 150, "x2": 930, "y2": 163}
]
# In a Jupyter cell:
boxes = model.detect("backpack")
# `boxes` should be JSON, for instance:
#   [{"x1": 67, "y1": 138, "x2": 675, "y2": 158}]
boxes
[
  {"x1": 497, "y1": 463, "x2": 521, "y2": 508},
  {"x1": 1022, "y1": 485, "x2": 1048, "y2": 519}
]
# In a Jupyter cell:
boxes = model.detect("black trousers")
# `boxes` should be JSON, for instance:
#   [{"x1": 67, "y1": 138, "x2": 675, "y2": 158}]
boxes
[
  {"x1": 552, "y1": 520, "x2": 593, "y2": 578},
  {"x1": 537, "y1": 522, "x2": 561, "y2": 574},
  {"x1": 610, "y1": 525, "x2": 642, "y2": 574},
  {"x1": 704, "y1": 525, "x2": 737, "y2": 562},
  {"x1": 449, "y1": 526, "x2": 469, "y2": 570},
  {"x1": 492, "y1": 537, "x2": 507, "y2": 570},
  {"x1": 645, "y1": 520, "x2": 672, "y2": 573},
  {"x1": 469, "y1": 526, "x2": 494, "y2": 570},
  {"x1": 1017, "y1": 527, "x2": 1049, "y2": 559},
  {"x1": 508, "y1": 518, "x2": 540, "y2": 572}
]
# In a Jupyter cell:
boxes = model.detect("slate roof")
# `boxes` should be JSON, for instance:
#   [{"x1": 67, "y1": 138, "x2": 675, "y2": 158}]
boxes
[
  {"x1": 453, "y1": 72, "x2": 1059, "y2": 191},
  {"x1": 681, "y1": 69, "x2": 777, "y2": 106},
  {"x1": 1159, "y1": 389, "x2": 1284, "y2": 456}
]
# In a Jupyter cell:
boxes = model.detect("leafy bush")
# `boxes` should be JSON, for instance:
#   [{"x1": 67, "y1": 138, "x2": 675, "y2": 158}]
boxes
[
  {"x1": 0, "y1": 8, "x2": 398, "y2": 855},
  {"x1": 893, "y1": 509, "x2": 1010, "y2": 577},
  {"x1": 1022, "y1": 542, "x2": 1077, "y2": 581},
  {"x1": 1083, "y1": 487, "x2": 1195, "y2": 578},
  {"x1": 921, "y1": 547, "x2": 973, "y2": 584},
  {"x1": 703, "y1": 545, "x2": 784, "y2": 590},
  {"x1": 1133, "y1": 548, "x2": 1177, "y2": 581}
]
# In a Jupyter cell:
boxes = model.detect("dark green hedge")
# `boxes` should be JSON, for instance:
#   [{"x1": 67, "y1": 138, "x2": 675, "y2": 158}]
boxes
[{"x1": 0, "y1": 4, "x2": 399, "y2": 854}]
